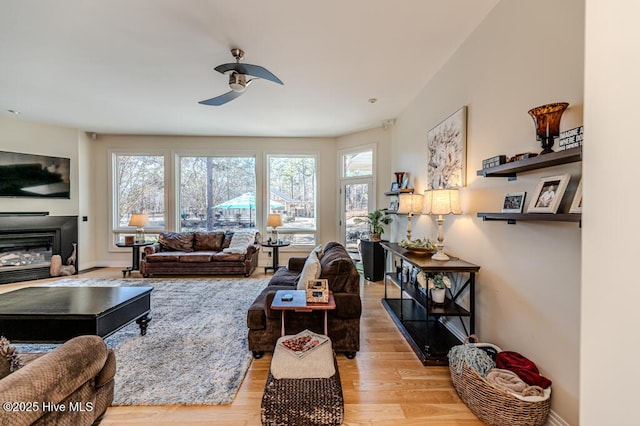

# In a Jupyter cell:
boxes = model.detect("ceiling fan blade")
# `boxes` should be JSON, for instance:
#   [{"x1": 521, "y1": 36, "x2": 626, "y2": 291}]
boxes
[
  {"x1": 214, "y1": 63, "x2": 283, "y2": 85},
  {"x1": 198, "y1": 90, "x2": 243, "y2": 106}
]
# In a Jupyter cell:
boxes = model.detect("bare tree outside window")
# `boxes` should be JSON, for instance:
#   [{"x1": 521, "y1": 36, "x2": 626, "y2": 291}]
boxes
[
  {"x1": 115, "y1": 155, "x2": 164, "y2": 229},
  {"x1": 268, "y1": 156, "x2": 317, "y2": 245}
]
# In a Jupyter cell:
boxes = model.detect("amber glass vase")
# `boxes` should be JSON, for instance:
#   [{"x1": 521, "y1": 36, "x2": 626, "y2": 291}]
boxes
[{"x1": 527, "y1": 102, "x2": 569, "y2": 154}]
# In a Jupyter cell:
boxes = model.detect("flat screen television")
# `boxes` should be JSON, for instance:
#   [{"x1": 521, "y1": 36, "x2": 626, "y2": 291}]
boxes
[{"x1": 0, "y1": 150, "x2": 70, "y2": 198}]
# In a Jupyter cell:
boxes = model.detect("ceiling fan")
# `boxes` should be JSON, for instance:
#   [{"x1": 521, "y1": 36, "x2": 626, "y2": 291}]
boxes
[{"x1": 199, "y1": 48, "x2": 283, "y2": 106}]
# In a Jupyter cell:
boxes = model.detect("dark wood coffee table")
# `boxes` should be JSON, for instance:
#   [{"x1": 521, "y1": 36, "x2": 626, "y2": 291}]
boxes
[{"x1": 0, "y1": 286, "x2": 153, "y2": 343}]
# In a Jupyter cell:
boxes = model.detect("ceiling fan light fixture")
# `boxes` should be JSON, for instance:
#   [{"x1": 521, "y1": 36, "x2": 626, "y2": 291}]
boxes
[{"x1": 228, "y1": 72, "x2": 247, "y2": 92}]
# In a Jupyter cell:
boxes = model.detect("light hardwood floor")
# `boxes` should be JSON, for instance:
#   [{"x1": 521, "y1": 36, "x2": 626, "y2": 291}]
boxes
[{"x1": 3, "y1": 268, "x2": 482, "y2": 425}]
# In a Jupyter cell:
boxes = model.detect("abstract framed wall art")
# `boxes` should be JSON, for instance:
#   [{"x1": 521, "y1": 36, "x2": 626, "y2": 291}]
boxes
[{"x1": 427, "y1": 106, "x2": 467, "y2": 189}]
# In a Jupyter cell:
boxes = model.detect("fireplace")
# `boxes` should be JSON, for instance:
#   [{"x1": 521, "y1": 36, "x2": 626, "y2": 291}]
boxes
[{"x1": 0, "y1": 214, "x2": 78, "y2": 284}]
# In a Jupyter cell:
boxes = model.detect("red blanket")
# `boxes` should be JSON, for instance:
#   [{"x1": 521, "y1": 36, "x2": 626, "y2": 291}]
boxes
[{"x1": 495, "y1": 351, "x2": 552, "y2": 389}]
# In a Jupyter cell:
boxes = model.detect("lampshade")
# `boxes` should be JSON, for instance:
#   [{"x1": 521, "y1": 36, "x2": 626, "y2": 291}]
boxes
[
  {"x1": 267, "y1": 213, "x2": 283, "y2": 228},
  {"x1": 423, "y1": 189, "x2": 462, "y2": 215},
  {"x1": 128, "y1": 213, "x2": 149, "y2": 227},
  {"x1": 397, "y1": 193, "x2": 424, "y2": 215}
]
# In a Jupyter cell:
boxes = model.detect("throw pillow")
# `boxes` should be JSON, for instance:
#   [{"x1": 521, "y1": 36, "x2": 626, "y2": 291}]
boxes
[
  {"x1": 159, "y1": 232, "x2": 194, "y2": 252},
  {"x1": 297, "y1": 250, "x2": 321, "y2": 290},
  {"x1": 0, "y1": 336, "x2": 24, "y2": 379},
  {"x1": 223, "y1": 230, "x2": 256, "y2": 254},
  {"x1": 313, "y1": 244, "x2": 324, "y2": 260}
]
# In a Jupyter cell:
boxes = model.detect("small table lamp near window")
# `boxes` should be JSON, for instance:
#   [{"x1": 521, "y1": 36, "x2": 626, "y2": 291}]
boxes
[
  {"x1": 423, "y1": 189, "x2": 461, "y2": 261},
  {"x1": 129, "y1": 213, "x2": 149, "y2": 243},
  {"x1": 267, "y1": 213, "x2": 283, "y2": 243},
  {"x1": 397, "y1": 193, "x2": 423, "y2": 240}
]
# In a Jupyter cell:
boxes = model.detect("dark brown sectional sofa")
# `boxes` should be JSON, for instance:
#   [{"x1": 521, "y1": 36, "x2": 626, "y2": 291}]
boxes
[
  {"x1": 247, "y1": 242, "x2": 361, "y2": 358},
  {"x1": 140, "y1": 230, "x2": 260, "y2": 277}
]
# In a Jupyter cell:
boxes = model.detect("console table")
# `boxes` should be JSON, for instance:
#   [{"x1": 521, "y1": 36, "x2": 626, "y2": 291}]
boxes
[{"x1": 380, "y1": 242, "x2": 480, "y2": 365}]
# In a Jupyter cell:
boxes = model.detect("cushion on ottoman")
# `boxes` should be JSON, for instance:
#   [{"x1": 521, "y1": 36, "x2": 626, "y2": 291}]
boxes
[{"x1": 271, "y1": 335, "x2": 335, "y2": 379}]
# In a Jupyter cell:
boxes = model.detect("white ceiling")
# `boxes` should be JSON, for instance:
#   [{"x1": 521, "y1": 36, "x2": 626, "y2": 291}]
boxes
[{"x1": 0, "y1": 0, "x2": 499, "y2": 138}]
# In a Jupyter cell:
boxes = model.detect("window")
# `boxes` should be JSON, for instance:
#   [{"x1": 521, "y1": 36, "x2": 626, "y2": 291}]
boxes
[
  {"x1": 179, "y1": 156, "x2": 256, "y2": 232},
  {"x1": 268, "y1": 155, "x2": 317, "y2": 245},
  {"x1": 112, "y1": 154, "x2": 164, "y2": 243},
  {"x1": 343, "y1": 149, "x2": 373, "y2": 177}
]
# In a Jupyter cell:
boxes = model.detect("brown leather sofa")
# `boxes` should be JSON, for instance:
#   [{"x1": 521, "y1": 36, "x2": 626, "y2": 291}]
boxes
[
  {"x1": 141, "y1": 230, "x2": 260, "y2": 277},
  {"x1": 0, "y1": 335, "x2": 115, "y2": 426},
  {"x1": 247, "y1": 242, "x2": 361, "y2": 358}
]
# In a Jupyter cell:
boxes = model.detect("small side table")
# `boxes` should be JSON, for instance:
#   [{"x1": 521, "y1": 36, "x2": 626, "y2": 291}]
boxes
[
  {"x1": 270, "y1": 289, "x2": 336, "y2": 336},
  {"x1": 116, "y1": 241, "x2": 153, "y2": 277},
  {"x1": 261, "y1": 241, "x2": 291, "y2": 273}
]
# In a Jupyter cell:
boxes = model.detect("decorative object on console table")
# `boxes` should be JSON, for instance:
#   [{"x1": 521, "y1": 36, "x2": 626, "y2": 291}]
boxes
[
  {"x1": 267, "y1": 213, "x2": 283, "y2": 242},
  {"x1": 527, "y1": 102, "x2": 569, "y2": 154},
  {"x1": 424, "y1": 188, "x2": 462, "y2": 261},
  {"x1": 501, "y1": 192, "x2": 527, "y2": 213},
  {"x1": 427, "y1": 106, "x2": 467, "y2": 189},
  {"x1": 527, "y1": 174, "x2": 571, "y2": 214},
  {"x1": 128, "y1": 213, "x2": 149, "y2": 243},
  {"x1": 397, "y1": 193, "x2": 423, "y2": 240},
  {"x1": 428, "y1": 273, "x2": 451, "y2": 304}
]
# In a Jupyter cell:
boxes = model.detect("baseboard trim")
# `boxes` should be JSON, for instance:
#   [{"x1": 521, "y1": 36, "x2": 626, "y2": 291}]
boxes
[{"x1": 440, "y1": 319, "x2": 569, "y2": 426}]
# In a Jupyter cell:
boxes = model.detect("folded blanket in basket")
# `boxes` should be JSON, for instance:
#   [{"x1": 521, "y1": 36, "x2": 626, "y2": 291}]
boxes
[
  {"x1": 486, "y1": 368, "x2": 545, "y2": 397},
  {"x1": 496, "y1": 351, "x2": 552, "y2": 389}
]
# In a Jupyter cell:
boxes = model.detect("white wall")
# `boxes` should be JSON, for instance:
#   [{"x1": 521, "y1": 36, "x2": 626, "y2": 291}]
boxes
[
  {"x1": 581, "y1": 1, "x2": 640, "y2": 424},
  {"x1": 391, "y1": 1, "x2": 584, "y2": 423},
  {"x1": 90, "y1": 134, "x2": 338, "y2": 267}
]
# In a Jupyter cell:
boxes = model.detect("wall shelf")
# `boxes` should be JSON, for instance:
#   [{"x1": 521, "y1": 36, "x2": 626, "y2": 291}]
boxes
[
  {"x1": 384, "y1": 188, "x2": 414, "y2": 196},
  {"x1": 477, "y1": 212, "x2": 581, "y2": 225},
  {"x1": 476, "y1": 147, "x2": 582, "y2": 180}
]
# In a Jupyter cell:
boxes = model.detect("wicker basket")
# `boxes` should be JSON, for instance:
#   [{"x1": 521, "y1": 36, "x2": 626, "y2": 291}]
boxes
[{"x1": 449, "y1": 340, "x2": 551, "y2": 426}]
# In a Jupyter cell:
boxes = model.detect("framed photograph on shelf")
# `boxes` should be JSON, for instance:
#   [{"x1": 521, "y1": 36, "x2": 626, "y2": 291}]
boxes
[
  {"x1": 390, "y1": 182, "x2": 399, "y2": 192},
  {"x1": 388, "y1": 199, "x2": 398, "y2": 212},
  {"x1": 527, "y1": 174, "x2": 571, "y2": 213},
  {"x1": 501, "y1": 192, "x2": 527, "y2": 213},
  {"x1": 569, "y1": 178, "x2": 583, "y2": 213},
  {"x1": 427, "y1": 106, "x2": 467, "y2": 189}
]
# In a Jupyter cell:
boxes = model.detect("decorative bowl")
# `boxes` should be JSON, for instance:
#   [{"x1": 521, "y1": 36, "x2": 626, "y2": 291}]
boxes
[{"x1": 404, "y1": 247, "x2": 436, "y2": 256}]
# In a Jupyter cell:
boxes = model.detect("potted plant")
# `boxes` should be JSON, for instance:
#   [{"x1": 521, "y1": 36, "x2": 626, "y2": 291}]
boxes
[
  {"x1": 354, "y1": 209, "x2": 393, "y2": 241},
  {"x1": 428, "y1": 273, "x2": 451, "y2": 304}
]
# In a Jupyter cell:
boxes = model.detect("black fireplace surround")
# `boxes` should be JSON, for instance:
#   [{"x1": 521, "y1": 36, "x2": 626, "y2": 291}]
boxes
[{"x1": 0, "y1": 214, "x2": 78, "y2": 284}]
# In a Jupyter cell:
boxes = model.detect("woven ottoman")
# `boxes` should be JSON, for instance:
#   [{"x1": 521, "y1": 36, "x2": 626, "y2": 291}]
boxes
[{"x1": 261, "y1": 335, "x2": 344, "y2": 426}]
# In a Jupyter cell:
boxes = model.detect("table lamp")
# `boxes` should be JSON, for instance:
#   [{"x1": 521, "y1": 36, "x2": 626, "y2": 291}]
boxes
[
  {"x1": 128, "y1": 213, "x2": 149, "y2": 243},
  {"x1": 267, "y1": 213, "x2": 283, "y2": 243},
  {"x1": 423, "y1": 189, "x2": 461, "y2": 261},
  {"x1": 397, "y1": 193, "x2": 423, "y2": 240}
]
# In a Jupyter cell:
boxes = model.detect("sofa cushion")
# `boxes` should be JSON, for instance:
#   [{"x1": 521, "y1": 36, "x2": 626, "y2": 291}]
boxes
[
  {"x1": 194, "y1": 231, "x2": 225, "y2": 252},
  {"x1": 319, "y1": 242, "x2": 358, "y2": 293},
  {"x1": 145, "y1": 251, "x2": 185, "y2": 262},
  {"x1": 0, "y1": 336, "x2": 23, "y2": 379},
  {"x1": 178, "y1": 252, "x2": 215, "y2": 262},
  {"x1": 297, "y1": 250, "x2": 321, "y2": 290},
  {"x1": 211, "y1": 251, "x2": 245, "y2": 262},
  {"x1": 159, "y1": 232, "x2": 194, "y2": 252}
]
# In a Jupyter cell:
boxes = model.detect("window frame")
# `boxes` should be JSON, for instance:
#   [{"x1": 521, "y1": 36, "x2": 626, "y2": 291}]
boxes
[
  {"x1": 265, "y1": 153, "x2": 319, "y2": 247},
  {"x1": 109, "y1": 150, "x2": 170, "y2": 249}
]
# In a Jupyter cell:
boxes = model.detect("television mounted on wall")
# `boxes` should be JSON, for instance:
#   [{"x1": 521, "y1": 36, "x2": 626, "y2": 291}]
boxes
[{"x1": 0, "y1": 150, "x2": 70, "y2": 198}]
